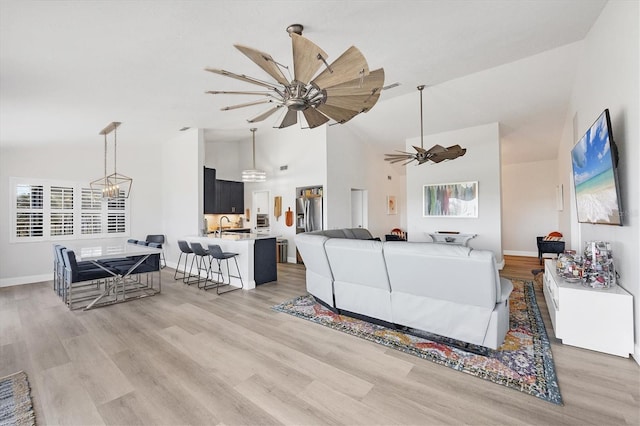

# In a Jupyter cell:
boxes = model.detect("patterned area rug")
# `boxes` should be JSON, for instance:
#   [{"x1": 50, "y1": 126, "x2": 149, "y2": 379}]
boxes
[
  {"x1": 273, "y1": 279, "x2": 562, "y2": 405},
  {"x1": 0, "y1": 371, "x2": 36, "y2": 426}
]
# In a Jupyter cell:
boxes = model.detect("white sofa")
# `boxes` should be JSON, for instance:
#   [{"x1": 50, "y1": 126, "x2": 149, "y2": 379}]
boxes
[{"x1": 295, "y1": 229, "x2": 513, "y2": 349}]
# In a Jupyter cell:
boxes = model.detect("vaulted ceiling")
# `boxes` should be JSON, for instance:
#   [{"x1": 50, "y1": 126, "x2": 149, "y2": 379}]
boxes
[{"x1": 0, "y1": 0, "x2": 606, "y2": 164}]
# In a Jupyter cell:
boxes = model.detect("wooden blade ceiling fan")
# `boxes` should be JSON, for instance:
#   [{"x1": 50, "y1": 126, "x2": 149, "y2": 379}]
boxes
[
  {"x1": 205, "y1": 24, "x2": 385, "y2": 129},
  {"x1": 384, "y1": 85, "x2": 467, "y2": 166}
]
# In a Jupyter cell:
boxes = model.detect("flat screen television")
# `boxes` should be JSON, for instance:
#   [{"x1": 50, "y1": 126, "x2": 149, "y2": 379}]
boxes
[{"x1": 571, "y1": 109, "x2": 622, "y2": 225}]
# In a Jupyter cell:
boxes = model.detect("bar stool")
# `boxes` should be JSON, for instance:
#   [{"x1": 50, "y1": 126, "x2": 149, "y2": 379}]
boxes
[
  {"x1": 188, "y1": 242, "x2": 213, "y2": 289},
  {"x1": 175, "y1": 240, "x2": 195, "y2": 282},
  {"x1": 207, "y1": 244, "x2": 243, "y2": 294}
]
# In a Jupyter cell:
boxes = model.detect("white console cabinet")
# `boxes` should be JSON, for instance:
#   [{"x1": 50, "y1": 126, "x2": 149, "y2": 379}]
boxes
[{"x1": 542, "y1": 259, "x2": 634, "y2": 357}]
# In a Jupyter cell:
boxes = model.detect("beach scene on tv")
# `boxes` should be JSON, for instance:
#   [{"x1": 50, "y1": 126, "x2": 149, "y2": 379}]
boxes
[{"x1": 571, "y1": 112, "x2": 621, "y2": 225}]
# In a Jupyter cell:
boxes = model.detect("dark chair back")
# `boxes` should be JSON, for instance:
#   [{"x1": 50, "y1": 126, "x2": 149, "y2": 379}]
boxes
[
  {"x1": 190, "y1": 242, "x2": 209, "y2": 256},
  {"x1": 178, "y1": 240, "x2": 193, "y2": 254},
  {"x1": 145, "y1": 242, "x2": 162, "y2": 270},
  {"x1": 146, "y1": 234, "x2": 165, "y2": 245},
  {"x1": 62, "y1": 249, "x2": 79, "y2": 283},
  {"x1": 208, "y1": 244, "x2": 224, "y2": 259}
]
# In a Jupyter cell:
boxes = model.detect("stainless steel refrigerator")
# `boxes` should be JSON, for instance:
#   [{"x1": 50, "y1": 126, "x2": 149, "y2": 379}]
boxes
[{"x1": 296, "y1": 187, "x2": 323, "y2": 233}]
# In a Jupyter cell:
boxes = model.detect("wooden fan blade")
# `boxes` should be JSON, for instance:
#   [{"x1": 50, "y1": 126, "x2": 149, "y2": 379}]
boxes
[
  {"x1": 234, "y1": 44, "x2": 289, "y2": 85},
  {"x1": 425, "y1": 144, "x2": 447, "y2": 154},
  {"x1": 311, "y1": 46, "x2": 370, "y2": 89},
  {"x1": 247, "y1": 105, "x2": 283, "y2": 123},
  {"x1": 205, "y1": 68, "x2": 279, "y2": 90},
  {"x1": 277, "y1": 109, "x2": 298, "y2": 128},
  {"x1": 302, "y1": 108, "x2": 330, "y2": 129},
  {"x1": 429, "y1": 145, "x2": 467, "y2": 163},
  {"x1": 221, "y1": 99, "x2": 272, "y2": 111},
  {"x1": 316, "y1": 104, "x2": 360, "y2": 123},
  {"x1": 291, "y1": 33, "x2": 327, "y2": 84},
  {"x1": 362, "y1": 91, "x2": 381, "y2": 112},
  {"x1": 324, "y1": 94, "x2": 379, "y2": 112},
  {"x1": 384, "y1": 154, "x2": 416, "y2": 165},
  {"x1": 206, "y1": 90, "x2": 274, "y2": 96},
  {"x1": 324, "y1": 68, "x2": 385, "y2": 97}
]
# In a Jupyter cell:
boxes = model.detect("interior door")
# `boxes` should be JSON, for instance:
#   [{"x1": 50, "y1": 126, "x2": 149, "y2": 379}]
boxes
[{"x1": 351, "y1": 189, "x2": 368, "y2": 228}]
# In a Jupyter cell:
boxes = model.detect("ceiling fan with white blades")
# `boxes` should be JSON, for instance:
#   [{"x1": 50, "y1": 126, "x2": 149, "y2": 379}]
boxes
[
  {"x1": 384, "y1": 85, "x2": 467, "y2": 165},
  {"x1": 205, "y1": 24, "x2": 385, "y2": 129}
]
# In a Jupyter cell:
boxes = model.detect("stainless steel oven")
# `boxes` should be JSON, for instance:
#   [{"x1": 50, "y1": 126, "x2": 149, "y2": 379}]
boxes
[{"x1": 256, "y1": 214, "x2": 269, "y2": 228}]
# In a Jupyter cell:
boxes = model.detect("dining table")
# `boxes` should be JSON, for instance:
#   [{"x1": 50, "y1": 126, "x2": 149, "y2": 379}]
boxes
[{"x1": 66, "y1": 240, "x2": 162, "y2": 310}]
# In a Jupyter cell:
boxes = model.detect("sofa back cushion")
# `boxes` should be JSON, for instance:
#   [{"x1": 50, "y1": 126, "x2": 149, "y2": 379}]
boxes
[
  {"x1": 325, "y1": 239, "x2": 391, "y2": 292},
  {"x1": 295, "y1": 233, "x2": 332, "y2": 279},
  {"x1": 321, "y1": 229, "x2": 348, "y2": 238},
  {"x1": 325, "y1": 238, "x2": 393, "y2": 322},
  {"x1": 343, "y1": 228, "x2": 374, "y2": 239},
  {"x1": 383, "y1": 242, "x2": 498, "y2": 308}
]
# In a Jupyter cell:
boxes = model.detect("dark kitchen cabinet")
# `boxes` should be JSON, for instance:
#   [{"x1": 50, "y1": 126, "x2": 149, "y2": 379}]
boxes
[
  {"x1": 215, "y1": 179, "x2": 244, "y2": 214},
  {"x1": 203, "y1": 167, "x2": 216, "y2": 214}
]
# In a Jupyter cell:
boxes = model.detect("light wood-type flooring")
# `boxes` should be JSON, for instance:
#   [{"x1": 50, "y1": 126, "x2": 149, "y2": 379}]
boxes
[{"x1": 1, "y1": 256, "x2": 638, "y2": 425}]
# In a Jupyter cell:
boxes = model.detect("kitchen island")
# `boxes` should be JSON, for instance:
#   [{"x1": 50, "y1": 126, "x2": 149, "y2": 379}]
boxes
[{"x1": 184, "y1": 233, "x2": 277, "y2": 290}]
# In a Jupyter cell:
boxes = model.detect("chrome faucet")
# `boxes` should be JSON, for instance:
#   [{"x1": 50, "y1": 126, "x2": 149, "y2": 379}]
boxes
[{"x1": 218, "y1": 215, "x2": 230, "y2": 237}]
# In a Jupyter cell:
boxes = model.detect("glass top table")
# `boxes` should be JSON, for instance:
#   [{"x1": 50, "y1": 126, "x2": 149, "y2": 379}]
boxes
[
  {"x1": 428, "y1": 232, "x2": 477, "y2": 247},
  {"x1": 66, "y1": 241, "x2": 162, "y2": 310}
]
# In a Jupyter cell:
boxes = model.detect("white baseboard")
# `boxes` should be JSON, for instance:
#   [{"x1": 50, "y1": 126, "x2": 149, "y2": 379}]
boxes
[
  {"x1": 0, "y1": 273, "x2": 51, "y2": 288},
  {"x1": 503, "y1": 250, "x2": 538, "y2": 257},
  {"x1": 633, "y1": 344, "x2": 640, "y2": 366}
]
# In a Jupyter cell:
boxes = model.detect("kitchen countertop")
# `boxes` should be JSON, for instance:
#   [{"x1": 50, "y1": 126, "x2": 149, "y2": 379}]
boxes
[{"x1": 204, "y1": 232, "x2": 277, "y2": 241}]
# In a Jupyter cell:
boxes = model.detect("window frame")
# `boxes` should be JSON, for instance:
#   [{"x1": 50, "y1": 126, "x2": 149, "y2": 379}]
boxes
[{"x1": 10, "y1": 177, "x2": 130, "y2": 243}]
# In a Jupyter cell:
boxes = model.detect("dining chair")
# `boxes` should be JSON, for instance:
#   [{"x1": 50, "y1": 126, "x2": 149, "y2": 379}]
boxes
[
  {"x1": 61, "y1": 249, "x2": 116, "y2": 310},
  {"x1": 146, "y1": 234, "x2": 166, "y2": 268}
]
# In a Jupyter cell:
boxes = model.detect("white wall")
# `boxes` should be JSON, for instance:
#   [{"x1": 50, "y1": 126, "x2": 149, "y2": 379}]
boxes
[
  {"x1": 326, "y1": 125, "x2": 407, "y2": 239},
  {"x1": 557, "y1": 1, "x2": 639, "y2": 362},
  {"x1": 406, "y1": 122, "x2": 503, "y2": 264},
  {"x1": 502, "y1": 159, "x2": 559, "y2": 256},
  {"x1": 0, "y1": 140, "x2": 163, "y2": 286},
  {"x1": 204, "y1": 138, "x2": 247, "y2": 181},
  {"x1": 161, "y1": 129, "x2": 203, "y2": 267}
]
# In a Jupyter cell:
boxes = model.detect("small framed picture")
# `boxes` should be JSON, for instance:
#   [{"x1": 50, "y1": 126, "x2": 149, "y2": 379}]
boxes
[{"x1": 387, "y1": 195, "x2": 397, "y2": 215}]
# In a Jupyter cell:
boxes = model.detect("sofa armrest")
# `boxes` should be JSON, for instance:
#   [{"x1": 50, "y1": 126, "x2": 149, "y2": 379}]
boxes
[{"x1": 499, "y1": 277, "x2": 514, "y2": 303}]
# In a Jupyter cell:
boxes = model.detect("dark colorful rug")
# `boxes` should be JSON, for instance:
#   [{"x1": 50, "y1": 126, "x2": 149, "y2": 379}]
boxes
[
  {"x1": 273, "y1": 279, "x2": 562, "y2": 405},
  {"x1": 0, "y1": 371, "x2": 35, "y2": 426}
]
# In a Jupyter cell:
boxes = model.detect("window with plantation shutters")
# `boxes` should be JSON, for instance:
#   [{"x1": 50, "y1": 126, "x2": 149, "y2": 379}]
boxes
[
  {"x1": 81, "y1": 188, "x2": 102, "y2": 235},
  {"x1": 15, "y1": 184, "x2": 44, "y2": 238},
  {"x1": 50, "y1": 186, "x2": 74, "y2": 236},
  {"x1": 11, "y1": 178, "x2": 129, "y2": 242},
  {"x1": 107, "y1": 191, "x2": 126, "y2": 234}
]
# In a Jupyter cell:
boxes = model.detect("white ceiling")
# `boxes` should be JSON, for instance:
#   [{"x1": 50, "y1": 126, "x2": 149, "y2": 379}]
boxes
[{"x1": 0, "y1": 0, "x2": 606, "y2": 164}]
